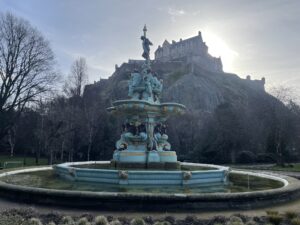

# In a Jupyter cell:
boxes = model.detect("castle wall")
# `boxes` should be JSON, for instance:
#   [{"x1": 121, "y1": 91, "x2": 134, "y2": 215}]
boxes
[{"x1": 154, "y1": 32, "x2": 223, "y2": 73}]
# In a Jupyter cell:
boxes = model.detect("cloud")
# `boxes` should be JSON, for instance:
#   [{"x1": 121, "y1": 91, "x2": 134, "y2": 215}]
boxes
[
  {"x1": 167, "y1": 8, "x2": 185, "y2": 16},
  {"x1": 167, "y1": 7, "x2": 185, "y2": 22}
]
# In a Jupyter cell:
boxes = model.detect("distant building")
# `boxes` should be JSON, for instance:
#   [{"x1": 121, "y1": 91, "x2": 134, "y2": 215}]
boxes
[
  {"x1": 244, "y1": 75, "x2": 265, "y2": 91},
  {"x1": 154, "y1": 31, "x2": 223, "y2": 73}
]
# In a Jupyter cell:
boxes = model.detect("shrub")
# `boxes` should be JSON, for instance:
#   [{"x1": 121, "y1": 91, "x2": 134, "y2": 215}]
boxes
[
  {"x1": 267, "y1": 214, "x2": 283, "y2": 225},
  {"x1": 61, "y1": 216, "x2": 75, "y2": 225},
  {"x1": 291, "y1": 218, "x2": 300, "y2": 225},
  {"x1": 285, "y1": 211, "x2": 298, "y2": 220},
  {"x1": 130, "y1": 218, "x2": 145, "y2": 225},
  {"x1": 28, "y1": 218, "x2": 43, "y2": 225},
  {"x1": 77, "y1": 217, "x2": 91, "y2": 225},
  {"x1": 110, "y1": 220, "x2": 122, "y2": 225},
  {"x1": 143, "y1": 216, "x2": 153, "y2": 225},
  {"x1": 226, "y1": 216, "x2": 244, "y2": 225},
  {"x1": 47, "y1": 222, "x2": 56, "y2": 225},
  {"x1": 94, "y1": 216, "x2": 109, "y2": 225},
  {"x1": 153, "y1": 222, "x2": 170, "y2": 225},
  {"x1": 0, "y1": 214, "x2": 24, "y2": 225},
  {"x1": 164, "y1": 216, "x2": 175, "y2": 225},
  {"x1": 245, "y1": 220, "x2": 257, "y2": 225},
  {"x1": 185, "y1": 215, "x2": 197, "y2": 224}
]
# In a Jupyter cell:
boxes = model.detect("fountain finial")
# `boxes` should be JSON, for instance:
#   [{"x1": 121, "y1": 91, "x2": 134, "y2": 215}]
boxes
[
  {"x1": 141, "y1": 25, "x2": 152, "y2": 60},
  {"x1": 143, "y1": 24, "x2": 147, "y2": 38}
]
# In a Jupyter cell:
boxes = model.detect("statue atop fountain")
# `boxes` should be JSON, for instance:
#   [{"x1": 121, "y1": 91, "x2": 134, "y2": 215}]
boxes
[{"x1": 107, "y1": 26, "x2": 186, "y2": 169}]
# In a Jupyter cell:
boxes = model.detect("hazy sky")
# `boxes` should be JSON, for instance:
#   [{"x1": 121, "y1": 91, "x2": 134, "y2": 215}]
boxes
[{"x1": 1, "y1": 0, "x2": 299, "y2": 92}]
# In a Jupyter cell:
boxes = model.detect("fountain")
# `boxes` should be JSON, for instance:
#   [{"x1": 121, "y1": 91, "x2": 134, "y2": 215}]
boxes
[
  {"x1": 54, "y1": 25, "x2": 229, "y2": 186},
  {"x1": 0, "y1": 27, "x2": 299, "y2": 210}
]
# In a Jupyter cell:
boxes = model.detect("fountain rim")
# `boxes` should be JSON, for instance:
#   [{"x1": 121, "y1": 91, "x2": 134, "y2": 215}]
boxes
[
  {"x1": 110, "y1": 99, "x2": 186, "y2": 108},
  {"x1": 0, "y1": 162, "x2": 291, "y2": 195},
  {"x1": 0, "y1": 162, "x2": 299, "y2": 210}
]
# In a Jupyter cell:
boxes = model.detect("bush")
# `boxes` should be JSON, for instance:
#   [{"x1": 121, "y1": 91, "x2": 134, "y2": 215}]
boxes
[
  {"x1": 143, "y1": 216, "x2": 153, "y2": 225},
  {"x1": 291, "y1": 218, "x2": 300, "y2": 225},
  {"x1": 94, "y1": 216, "x2": 109, "y2": 225},
  {"x1": 267, "y1": 215, "x2": 283, "y2": 225},
  {"x1": 61, "y1": 216, "x2": 75, "y2": 225},
  {"x1": 153, "y1": 222, "x2": 170, "y2": 225},
  {"x1": 285, "y1": 211, "x2": 298, "y2": 220},
  {"x1": 47, "y1": 223, "x2": 56, "y2": 225},
  {"x1": 0, "y1": 214, "x2": 24, "y2": 225},
  {"x1": 184, "y1": 215, "x2": 197, "y2": 224},
  {"x1": 226, "y1": 216, "x2": 244, "y2": 225},
  {"x1": 110, "y1": 220, "x2": 122, "y2": 225},
  {"x1": 77, "y1": 217, "x2": 91, "y2": 225},
  {"x1": 245, "y1": 220, "x2": 257, "y2": 225},
  {"x1": 164, "y1": 216, "x2": 175, "y2": 225},
  {"x1": 130, "y1": 218, "x2": 145, "y2": 225},
  {"x1": 27, "y1": 218, "x2": 43, "y2": 225}
]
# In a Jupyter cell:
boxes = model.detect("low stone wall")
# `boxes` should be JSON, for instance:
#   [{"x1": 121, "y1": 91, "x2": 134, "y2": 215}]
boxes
[{"x1": 0, "y1": 165, "x2": 299, "y2": 211}]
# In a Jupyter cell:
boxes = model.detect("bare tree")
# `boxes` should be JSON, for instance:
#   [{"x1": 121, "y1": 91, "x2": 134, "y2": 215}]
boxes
[
  {"x1": 83, "y1": 101, "x2": 98, "y2": 161},
  {"x1": 268, "y1": 85, "x2": 299, "y2": 166},
  {"x1": 64, "y1": 57, "x2": 88, "y2": 97},
  {"x1": 0, "y1": 12, "x2": 57, "y2": 140}
]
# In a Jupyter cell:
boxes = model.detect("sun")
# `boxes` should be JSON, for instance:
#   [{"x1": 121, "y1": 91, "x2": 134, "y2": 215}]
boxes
[{"x1": 202, "y1": 30, "x2": 238, "y2": 73}]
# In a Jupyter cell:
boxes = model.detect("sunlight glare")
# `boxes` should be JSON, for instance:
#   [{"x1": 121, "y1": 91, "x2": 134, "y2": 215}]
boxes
[{"x1": 202, "y1": 31, "x2": 238, "y2": 72}]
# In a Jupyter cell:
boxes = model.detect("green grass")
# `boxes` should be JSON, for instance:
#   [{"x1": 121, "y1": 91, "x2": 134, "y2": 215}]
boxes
[
  {"x1": 270, "y1": 163, "x2": 300, "y2": 172},
  {"x1": 232, "y1": 163, "x2": 300, "y2": 173},
  {"x1": 0, "y1": 155, "x2": 48, "y2": 169}
]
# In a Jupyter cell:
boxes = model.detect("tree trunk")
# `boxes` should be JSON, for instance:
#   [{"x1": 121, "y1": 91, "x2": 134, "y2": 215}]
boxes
[
  {"x1": 87, "y1": 127, "x2": 93, "y2": 161},
  {"x1": 60, "y1": 139, "x2": 65, "y2": 162}
]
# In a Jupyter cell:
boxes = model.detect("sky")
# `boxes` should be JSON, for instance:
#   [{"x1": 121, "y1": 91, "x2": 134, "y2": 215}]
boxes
[{"x1": 0, "y1": 0, "x2": 300, "y2": 93}]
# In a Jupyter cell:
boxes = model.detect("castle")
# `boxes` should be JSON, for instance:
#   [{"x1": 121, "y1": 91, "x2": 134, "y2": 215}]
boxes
[{"x1": 154, "y1": 31, "x2": 223, "y2": 73}]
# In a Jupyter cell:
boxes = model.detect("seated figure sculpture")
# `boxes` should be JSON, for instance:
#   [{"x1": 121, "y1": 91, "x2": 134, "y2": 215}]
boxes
[
  {"x1": 116, "y1": 123, "x2": 148, "y2": 151},
  {"x1": 154, "y1": 123, "x2": 171, "y2": 151},
  {"x1": 128, "y1": 66, "x2": 163, "y2": 103}
]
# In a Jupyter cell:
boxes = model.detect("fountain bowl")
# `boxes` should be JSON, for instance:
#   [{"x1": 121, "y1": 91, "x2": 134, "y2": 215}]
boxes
[{"x1": 0, "y1": 162, "x2": 300, "y2": 211}]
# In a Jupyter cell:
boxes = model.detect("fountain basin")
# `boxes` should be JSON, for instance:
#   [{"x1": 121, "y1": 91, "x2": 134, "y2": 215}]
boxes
[
  {"x1": 54, "y1": 161, "x2": 229, "y2": 186},
  {"x1": 0, "y1": 164, "x2": 299, "y2": 211}
]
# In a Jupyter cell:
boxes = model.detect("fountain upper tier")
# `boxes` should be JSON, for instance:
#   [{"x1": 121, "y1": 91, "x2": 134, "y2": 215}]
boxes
[{"x1": 107, "y1": 100, "x2": 186, "y2": 121}]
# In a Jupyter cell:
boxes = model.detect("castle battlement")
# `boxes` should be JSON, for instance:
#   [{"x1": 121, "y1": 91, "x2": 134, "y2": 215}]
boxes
[
  {"x1": 244, "y1": 75, "x2": 265, "y2": 91},
  {"x1": 154, "y1": 31, "x2": 223, "y2": 73}
]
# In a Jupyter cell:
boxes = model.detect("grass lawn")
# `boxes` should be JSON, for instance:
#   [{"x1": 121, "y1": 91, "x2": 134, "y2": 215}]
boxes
[
  {"x1": 0, "y1": 155, "x2": 48, "y2": 169},
  {"x1": 232, "y1": 163, "x2": 300, "y2": 172},
  {"x1": 270, "y1": 163, "x2": 300, "y2": 172}
]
